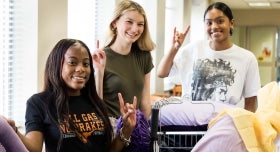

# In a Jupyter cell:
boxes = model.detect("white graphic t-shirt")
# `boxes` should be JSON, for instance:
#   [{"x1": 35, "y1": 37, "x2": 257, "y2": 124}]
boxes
[{"x1": 169, "y1": 40, "x2": 261, "y2": 105}]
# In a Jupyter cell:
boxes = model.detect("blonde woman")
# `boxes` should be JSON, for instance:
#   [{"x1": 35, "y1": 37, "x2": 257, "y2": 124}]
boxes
[{"x1": 92, "y1": 1, "x2": 155, "y2": 151}]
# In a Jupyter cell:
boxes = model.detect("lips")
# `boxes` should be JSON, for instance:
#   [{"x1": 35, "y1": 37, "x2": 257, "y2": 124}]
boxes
[
  {"x1": 126, "y1": 32, "x2": 139, "y2": 39},
  {"x1": 211, "y1": 31, "x2": 222, "y2": 37},
  {"x1": 72, "y1": 76, "x2": 86, "y2": 82}
]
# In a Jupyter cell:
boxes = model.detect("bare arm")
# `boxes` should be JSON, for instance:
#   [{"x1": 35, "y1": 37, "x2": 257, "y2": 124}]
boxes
[
  {"x1": 140, "y1": 72, "x2": 151, "y2": 119},
  {"x1": 244, "y1": 96, "x2": 257, "y2": 112},
  {"x1": 157, "y1": 26, "x2": 190, "y2": 78},
  {"x1": 94, "y1": 66, "x2": 104, "y2": 99},
  {"x1": 92, "y1": 42, "x2": 106, "y2": 99},
  {"x1": 18, "y1": 131, "x2": 44, "y2": 152},
  {"x1": 110, "y1": 127, "x2": 134, "y2": 152},
  {"x1": 157, "y1": 46, "x2": 179, "y2": 78},
  {"x1": 0, "y1": 117, "x2": 28, "y2": 152},
  {"x1": 5, "y1": 118, "x2": 44, "y2": 152}
]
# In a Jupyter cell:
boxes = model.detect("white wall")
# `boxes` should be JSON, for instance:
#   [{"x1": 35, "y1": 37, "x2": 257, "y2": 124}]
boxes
[
  {"x1": 37, "y1": 1, "x2": 280, "y2": 93},
  {"x1": 233, "y1": 9, "x2": 280, "y2": 26},
  {"x1": 38, "y1": 0, "x2": 68, "y2": 91},
  {"x1": 190, "y1": 0, "x2": 208, "y2": 41}
]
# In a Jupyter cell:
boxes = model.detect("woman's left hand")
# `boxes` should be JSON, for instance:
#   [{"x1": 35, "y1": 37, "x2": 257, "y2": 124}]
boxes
[
  {"x1": 118, "y1": 93, "x2": 137, "y2": 135},
  {"x1": 172, "y1": 25, "x2": 190, "y2": 50}
]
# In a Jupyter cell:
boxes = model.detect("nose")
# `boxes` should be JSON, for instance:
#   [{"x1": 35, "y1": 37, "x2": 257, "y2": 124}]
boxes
[
  {"x1": 131, "y1": 24, "x2": 139, "y2": 32},
  {"x1": 211, "y1": 21, "x2": 219, "y2": 29},
  {"x1": 75, "y1": 64, "x2": 85, "y2": 72}
]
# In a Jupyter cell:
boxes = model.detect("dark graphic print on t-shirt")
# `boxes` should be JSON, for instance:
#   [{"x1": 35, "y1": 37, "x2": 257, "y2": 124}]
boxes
[
  {"x1": 59, "y1": 112, "x2": 104, "y2": 143},
  {"x1": 191, "y1": 58, "x2": 236, "y2": 102}
]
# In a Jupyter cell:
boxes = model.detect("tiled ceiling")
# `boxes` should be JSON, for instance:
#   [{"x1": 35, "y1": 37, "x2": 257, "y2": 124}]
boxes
[{"x1": 210, "y1": 0, "x2": 280, "y2": 9}]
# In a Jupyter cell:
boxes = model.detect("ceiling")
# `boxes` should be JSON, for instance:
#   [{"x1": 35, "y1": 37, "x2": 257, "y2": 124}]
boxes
[{"x1": 209, "y1": 0, "x2": 280, "y2": 9}]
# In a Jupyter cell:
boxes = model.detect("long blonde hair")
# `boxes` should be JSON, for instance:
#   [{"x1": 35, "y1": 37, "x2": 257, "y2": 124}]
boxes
[{"x1": 103, "y1": 0, "x2": 155, "y2": 51}]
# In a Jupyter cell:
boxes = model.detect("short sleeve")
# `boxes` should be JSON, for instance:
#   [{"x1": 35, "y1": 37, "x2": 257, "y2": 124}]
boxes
[
  {"x1": 25, "y1": 94, "x2": 47, "y2": 134},
  {"x1": 143, "y1": 51, "x2": 154, "y2": 74},
  {"x1": 243, "y1": 55, "x2": 261, "y2": 98}
]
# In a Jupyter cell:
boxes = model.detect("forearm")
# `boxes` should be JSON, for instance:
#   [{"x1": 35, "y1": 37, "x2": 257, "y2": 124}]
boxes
[
  {"x1": 140, "y1": 95, "x2": 151, "y2": 119},
  {"x1": 0, "y1": 119, "x2": 28, "y2": 152},
  {"x1": 244, "y1": 96, "x2": 257, "y2": 112},
  {"x1": 111, "y1": 135, "x2": 125, "y2": 152},
  {"x1": 140, "y1": 73, "x2": 151, "y2": 119},
  {"x1": 110, "y1": 127, "x2": 133, "y2": 152},
  {"x1": 94, "y1": 70, "x2": 104, "y2": 99},
  {"x1": 157, "y1": 47, "x2": 178, "y2": 78},
  {"x1": 16, "y1": 131, "x2": 43, "y2": 152},
  {"x1": 1, "y1": 117, "x2": 43, "y2": 152}
]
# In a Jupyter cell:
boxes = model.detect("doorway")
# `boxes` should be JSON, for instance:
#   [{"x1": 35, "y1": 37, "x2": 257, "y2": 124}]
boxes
[{"x1": 232, "y1": 26, "x2": 280, "y2": 86}]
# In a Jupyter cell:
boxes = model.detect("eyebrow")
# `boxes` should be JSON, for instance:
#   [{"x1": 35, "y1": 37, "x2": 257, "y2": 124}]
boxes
[
  {"x1": 204, "y1": 16, "x2": 226, "y2": 21},
  {"x1": 65, "y1": 56, "x2": 90, "y2": 61},
  {"x1": 125, "y1": 17, "x2": 144, "y2": 24}
]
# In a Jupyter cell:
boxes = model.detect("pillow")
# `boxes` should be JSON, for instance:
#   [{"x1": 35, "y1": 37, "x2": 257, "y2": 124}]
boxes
[
  {"x1": 0, "y1": 117, "x2": 28, "y2": 152},
  {"x1": 152, "y1": 97, "x2": 236, "y2": 126}
]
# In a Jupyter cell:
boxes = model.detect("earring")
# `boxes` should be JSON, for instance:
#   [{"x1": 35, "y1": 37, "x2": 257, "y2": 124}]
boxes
[
  {"x1": 112, "y1": 27, "x2": 117, "y2": 34},
  {"x1": 111, "y1": 27, "x2": 117, "y2": 33}
]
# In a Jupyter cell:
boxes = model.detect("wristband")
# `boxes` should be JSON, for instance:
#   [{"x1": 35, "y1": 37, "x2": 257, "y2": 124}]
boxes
[{"x1": 119, "y1": 128, "x2": 131, "y2": 147}]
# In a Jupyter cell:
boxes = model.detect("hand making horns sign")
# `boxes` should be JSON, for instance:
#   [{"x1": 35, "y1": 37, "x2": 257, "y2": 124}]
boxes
[
  {"x1": 173, "y1": 25, "x2": 190, "y2": 50},
  {"x1": 118, "y1": 93, "x2": 137, "y2": 132}
]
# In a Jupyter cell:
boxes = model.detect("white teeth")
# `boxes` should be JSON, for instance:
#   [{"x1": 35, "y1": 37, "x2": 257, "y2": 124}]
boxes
[
  {"x1": 127, "y1": 33, "x2": 137, "y2": 37},
  {"x1": 127, "y1": 34, "x2": 133, "y2": 37},
  {"x1": 73, "y1": 76, "x2": 85, "y2": 80}
]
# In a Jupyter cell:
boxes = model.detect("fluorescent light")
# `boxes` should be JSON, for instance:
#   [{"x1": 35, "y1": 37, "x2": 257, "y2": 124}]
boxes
[{"x1": 248, "y1": 2, "x2": 271, "y2": 7}]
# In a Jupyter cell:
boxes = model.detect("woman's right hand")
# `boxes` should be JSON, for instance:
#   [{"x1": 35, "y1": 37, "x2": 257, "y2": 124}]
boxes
[
  {"x1": 0, "y1": 116, "x2": 17, "y2": 131},
  {"x1": 157, "y1": 25, "x2": 190, "y2": 78},
  {"x1": 92, "y1": 40, "x2": 106, "y2": 75},
  {"x1": 92, "y1": 40, "x2": 106, "y2": 98},
  {"x1": 92, "y1": 50, "x2": 106, "y2": 73}
]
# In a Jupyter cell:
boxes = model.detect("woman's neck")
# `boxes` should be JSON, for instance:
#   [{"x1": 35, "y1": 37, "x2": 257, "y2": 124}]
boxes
[
  {"x1": 209, "y1": 40, "x2": 233, "y2": 51},
  {"x1": 110, "y1": 39, "x2": 132, "y2": 55}
]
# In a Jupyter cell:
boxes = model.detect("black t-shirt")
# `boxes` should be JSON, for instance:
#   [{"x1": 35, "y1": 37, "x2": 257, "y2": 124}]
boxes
[{"x1": 25, "y1": 92, "x2": 108, "y2": 152}]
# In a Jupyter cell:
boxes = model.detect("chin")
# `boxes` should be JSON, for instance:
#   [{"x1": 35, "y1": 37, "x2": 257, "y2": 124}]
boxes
[
  {"x1": 211, "y1": 37, "x2": 223, "y2": 42},
  {"x1": 71, "y1": 85, "x2": 84, "y2": 90}
]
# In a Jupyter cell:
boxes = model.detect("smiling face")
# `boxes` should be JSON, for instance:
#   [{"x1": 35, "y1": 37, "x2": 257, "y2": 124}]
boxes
[
  {"x1": 62, "y1": 43, "x2": 91, "y2": 96},
  {"x1": 204, "y1": 8, "x2": 234, "y2": 44},
  {"x1": 114, "y1": 10, "x2": 145, "y2": 44}
]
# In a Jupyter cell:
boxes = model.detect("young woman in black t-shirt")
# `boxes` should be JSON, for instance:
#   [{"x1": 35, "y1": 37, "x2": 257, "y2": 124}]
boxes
[{"x1": 4, "y1": 39, "x2": 136, "y2": 152}]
